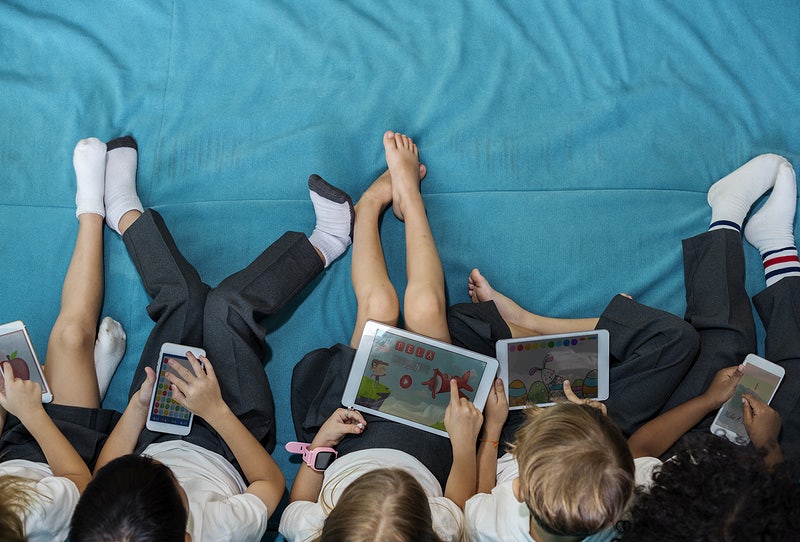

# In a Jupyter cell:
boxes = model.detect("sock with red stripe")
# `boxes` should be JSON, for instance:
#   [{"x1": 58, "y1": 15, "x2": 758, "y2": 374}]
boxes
[
  {"x1": 708, "y1": 154, "x2": 788, "y2": 232},
  {"x1": 744, "y1": 162, "x2": 799, "y2": 286}
]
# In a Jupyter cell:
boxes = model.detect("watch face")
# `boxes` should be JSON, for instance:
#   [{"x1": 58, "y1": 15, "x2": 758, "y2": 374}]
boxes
[{"x1": 313, "y1": 451, "x2": 337, "y2": 471}]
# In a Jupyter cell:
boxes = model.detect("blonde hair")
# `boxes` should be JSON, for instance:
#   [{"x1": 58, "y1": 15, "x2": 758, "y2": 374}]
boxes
[
  {"x1": 315, "y1": 468, "x2": 444, "y2": 542},
  {"x1": 0, "y1": 474, "x2": 39, "y2": 542},
  {"x1": 509, "y1": 403, "x2": 635, "y2": 537}
]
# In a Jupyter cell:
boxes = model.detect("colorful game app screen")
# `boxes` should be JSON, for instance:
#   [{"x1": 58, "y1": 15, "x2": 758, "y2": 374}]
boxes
[
  {"x1": 716, "y1": 364, "x2": 781, "y2": 433},
  {"x1": 151, "y1": 355, "x2": 192, "y2": 427},
  {"x1": 0, "y1": 329, "x2": 44, "y2": 392},
  {"x1": 505, "y1": 334, "x2": 599, "y2": 407},
  {"x1": 354, "y1": 329, "x2": 487, "y2": 432}
]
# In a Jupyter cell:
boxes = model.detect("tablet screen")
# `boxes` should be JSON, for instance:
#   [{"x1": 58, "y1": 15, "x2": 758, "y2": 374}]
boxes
[
  {"x1": 502, "y1": 332, "x2": 605, "y2": 408},
  {"x1": 714, "y1": 364, "x2": 782, "y2": 435},
  {"x1": 0, "y1": 327, "x2": 47, "y2": 394},
  {"x1": 352, "y1": 327, "x2": 488, "y2": 434}
]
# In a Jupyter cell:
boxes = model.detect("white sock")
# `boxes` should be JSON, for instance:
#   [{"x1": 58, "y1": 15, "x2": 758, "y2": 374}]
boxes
[
  {"x1": 744, "y1": 162, "x2": 797, "y2": 253},
  {"x1": 744, "y1": 162, "x2": 800, "y2": 287},
  {"x1": 708, "y1": 153, "x2": 788, "y2": 232},
  {"x1": 94, "y1": 316, "x2": 126, "y2": 400},
  {"x1": 74, "y1": 138, "x2": 107, "y2": 218},
  {"x1": 307, "y1": 174, "x2": 354, "y2": 267},
  {"x1": 104, "y1": 136, "x2": 143, "y2": 235}
]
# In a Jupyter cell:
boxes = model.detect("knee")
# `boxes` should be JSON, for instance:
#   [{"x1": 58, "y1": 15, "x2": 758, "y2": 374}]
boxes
[
  {"x1": 49, "y1": 319, "x2": 97, "y2": 355},
  {"x1": 403, "y1": 289, "x2": 447, "y2": 331},
  {"x1": 204, "y1": 288, "x2": 234, "y2": 325},
  {"x1": 358, "y1": 286, "x2": 400, "y2": 324},
  {"x1": 665, "y1": 317, "x2": 701, "y2": 361}
]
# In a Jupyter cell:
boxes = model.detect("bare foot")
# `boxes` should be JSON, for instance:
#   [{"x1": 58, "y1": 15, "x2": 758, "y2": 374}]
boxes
[
  {"x1": 356, "y1": 170, "x2": 393, "y2": 211},
  {"x1": 383, "y1": 130, "x2": 422, "y2": 221},
  {"x1": 468, "y1": 268, "x2": 527, "y2": 326}
]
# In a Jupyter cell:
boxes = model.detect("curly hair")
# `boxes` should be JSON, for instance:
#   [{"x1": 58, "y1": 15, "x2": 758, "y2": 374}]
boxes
[{"x1": 617, "y1": 434, "x2": 800, "y2": 541}]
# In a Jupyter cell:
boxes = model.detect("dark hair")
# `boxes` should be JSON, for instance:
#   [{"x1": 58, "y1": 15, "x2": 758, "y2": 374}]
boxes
[
  {"x1": 315, "y1": 468, "x2": 446, "y2": 542},
  {"x1": 70, "y1": 454, "x2": 187, "y2": 542},
  {"x1": 616, "y1": 434, "x2": 800, "y2": 541}
]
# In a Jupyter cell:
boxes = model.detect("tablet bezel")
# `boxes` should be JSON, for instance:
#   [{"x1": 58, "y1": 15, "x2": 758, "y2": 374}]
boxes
[
  {"x1": 496, "y1": 329, "x2": 609, "y2": 409},
  {"x1": 342, "y1": 320, "x2": 499, "y2": 438}
]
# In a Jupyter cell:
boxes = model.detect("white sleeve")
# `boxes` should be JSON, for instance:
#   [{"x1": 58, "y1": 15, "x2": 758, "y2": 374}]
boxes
[
  {"x1": 199, "y1": 493, "x2": 268, "y2": 542},
  {"x1": 429, "y1": 497, "x2": 464, "y2": 542},
  {"x1": 23, "y1": 476, "x2": 79, "y2": 542},
  {"x1": 279, "y1": 500, "x2": 327, "y2": 542}
]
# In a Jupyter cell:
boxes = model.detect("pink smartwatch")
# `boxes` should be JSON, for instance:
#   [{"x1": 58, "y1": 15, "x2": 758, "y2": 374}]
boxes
[{"x1": 285, "y1": 441, "x2": 338, "y2": 471}]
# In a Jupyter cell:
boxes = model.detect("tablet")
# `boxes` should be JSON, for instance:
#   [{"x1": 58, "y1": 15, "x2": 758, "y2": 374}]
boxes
[
  {"x1": 0, "y1": 320, "x2": 53, "y2": 403},
  {"x1": 496, "y1": 329, "x2": 609, "y2": 409},
  {"x1": 342, "y1": 320, "x2": 499, "y2": 438}
]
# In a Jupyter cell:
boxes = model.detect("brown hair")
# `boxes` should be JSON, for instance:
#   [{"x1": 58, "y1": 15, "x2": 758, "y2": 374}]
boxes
[
  {"x1": 509, "y1": 402, "x2": 635, "y2": 537},
  {"x1": 315, "y1": 468, "x2": 445, "y2": 542},
  {"x1": 0, "y1": 474, "x2": 39, "y2": 542}
]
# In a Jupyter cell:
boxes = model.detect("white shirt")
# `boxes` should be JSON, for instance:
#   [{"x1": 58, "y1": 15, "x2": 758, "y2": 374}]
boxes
[
  {"x1": 0, "y1": 459, "x2": 79, "y2": 542},
  {"x1": 464, "y1": 454, "x2": 661, "y2": 542},
  {"x1": 279, "y1": 448, "x2": 464, "y2": 542},
  {"x1": 143, "y1": 440, "x2": 269, "y2": 542}
]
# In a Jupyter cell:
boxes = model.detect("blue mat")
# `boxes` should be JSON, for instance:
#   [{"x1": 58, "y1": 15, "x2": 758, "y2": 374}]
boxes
[{"x1": 1, "y1": 1, "x2": 798, "y2": 537}]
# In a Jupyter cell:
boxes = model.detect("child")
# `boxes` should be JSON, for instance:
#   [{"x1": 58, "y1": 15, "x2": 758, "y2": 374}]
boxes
[
  {"x1": 279, "y1": 131, "x2": 487, "y2": 542},
  {"x1": 626, "y1": 155, "x2": 797, "y2": 463},
  {"x1": 69, "y1": 136, "x2": 355, "y2": 542},
  {"x1": 0, "y1": 137, "x2": 127, "y2": 542}
]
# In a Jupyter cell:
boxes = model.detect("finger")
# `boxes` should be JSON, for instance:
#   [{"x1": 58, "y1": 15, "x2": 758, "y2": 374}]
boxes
[
  {"x1": 164, "y1": 370, "x2": 188, "y2": 389},
  {"x1": 167, "y1": 357, "x2": 193, "y2": 381},
  {"x1": 185, "y1": 352, "x2": 205, "y2": 377},
  {"x1": 741, "y1": 396, "x2": 754, "y2": 424},
  {"x1": 562, "y1": 380, "x2": 580, "y2": 403},
  {"x1": 1, "y1": 362, "x2": 15, "y2": 381},
  {"x1": 169, "y1": 383, "x2": 188, "y2": 407},
  {"x1": 742, "y1": 392, "x2": 767, "y2": 409},
  {"x1": 449, "y1": 378, "x2": 459, "y2": 405},
  {"x1": 345, "y1": 409, "x2": 368, "y2": 426},
  {"x1": 494, "y1": 377, "x2": 505, "y2": 396},
  {"x1": 198, "y1": 355, "x2": 214, "y2": 378}
]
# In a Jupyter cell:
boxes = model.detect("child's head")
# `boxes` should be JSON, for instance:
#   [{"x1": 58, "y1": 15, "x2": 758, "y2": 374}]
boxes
[
  {"x1": 0, "y1": 474, "x2": 35, "y2": 542},
  {"x1": 70, "y1": 454, "x2": 187, "y2": 542},
  {"x1": 509, "y1": 402, "x2": 634, "y2": 538},
  {"x1": 317, "y1": 468, "x2": 444, "y2": 542},
  {"x1": 619, "y1": 434, "x2": 800, "y2": 541}
]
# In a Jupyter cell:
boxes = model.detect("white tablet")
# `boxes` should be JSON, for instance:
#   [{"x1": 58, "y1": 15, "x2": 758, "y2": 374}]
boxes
[
  {"x1": 496, "y1": 329, "x2": 609, "y2": 409},
  {"x1": 0, "y1": 320, "x2": 53, "y2": 403},
  {"x1": 342, "y1": 320, "x2": 499, "y2": 438}
]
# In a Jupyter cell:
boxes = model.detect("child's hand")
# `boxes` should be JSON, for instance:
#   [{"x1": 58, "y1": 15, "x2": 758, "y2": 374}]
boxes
[
  {"x1": 133, "y1": 366, "x2": 157, "y2": 411},
  {"x1": 703, "y1": 364, "x2": 745, "y2": 409},
  {"x1": 482, "y1": 378, "x2": 508, "y2": 437},
  {"x1": 562, "y1": 380, "x2": 607, "y2": 414},
  {"x1": 742, "y1": 392, "x2": 781, "y2": 450},
  {"x1": 444, "y1": 379, "x2": 483, "y2": 448},
  {"x1": 0, "y1": 362, "x2": 45, "y2": 420},
  {"x1": 165, "y1": 353, "x2": 227, "y2": 420},
  {"x1": 311, "y1": 408, "x2": 367, "y2": 448}
]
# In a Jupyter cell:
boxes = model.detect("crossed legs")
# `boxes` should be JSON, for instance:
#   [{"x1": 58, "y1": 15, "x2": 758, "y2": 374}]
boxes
[{"x1": 350, "y1": 131, "x2": 449, "y2": 348}]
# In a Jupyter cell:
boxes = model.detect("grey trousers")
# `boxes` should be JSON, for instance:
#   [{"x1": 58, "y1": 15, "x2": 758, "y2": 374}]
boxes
[{"x1": 123, "y1": 209, "x2": 323, "y2": 458}]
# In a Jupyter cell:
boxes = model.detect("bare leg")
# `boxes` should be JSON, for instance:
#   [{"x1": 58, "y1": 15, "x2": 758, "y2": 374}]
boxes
[
  {"x1": 44, "y1": 213, "x2": 105, "y2": 407},
  {"x1": 117, "y1": 209, "x2": 143, "y2": 235},
  {"x1": 468, "y1": 268, "x2": 598, "y2": 337},
  {"x1": 385, "y1": 131, "x2": 451, "y2": 343},
  {"x1": 349, "y1": 170, "x2": 400, "y2": 348}
]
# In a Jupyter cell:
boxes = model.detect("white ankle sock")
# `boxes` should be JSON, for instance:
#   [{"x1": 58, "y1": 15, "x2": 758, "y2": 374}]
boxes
[
  {"x1": 744, "y1": 162, "x2": 797, "y2": 253},
  {"x1": 307, "y1": 174, "x2": 354, "y2": 267},
  {"x1": 74, "y1": 138, "x2": 107, "y2": 218},
  {"x1": 708, "y1": 153, "x2": 788, "y2": 232},
  {"x1": 104, "y1": 136, "x2": 143, "y2": 235},
  {"x1": 94, "y1": 317, "x2": 126, "y2": 400}
]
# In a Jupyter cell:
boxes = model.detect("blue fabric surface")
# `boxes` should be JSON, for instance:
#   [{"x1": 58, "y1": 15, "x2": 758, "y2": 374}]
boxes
[{"x1": 1, "y1": 1, "x2": 799, "y2": 538}]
